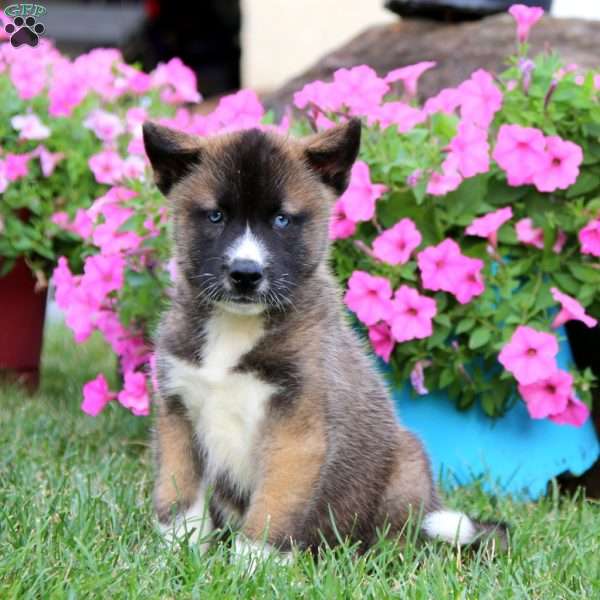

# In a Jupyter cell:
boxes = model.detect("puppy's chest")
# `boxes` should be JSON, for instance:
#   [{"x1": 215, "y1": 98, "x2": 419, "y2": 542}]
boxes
[{"x1": 164, "y1": 312, "x2": 276, "y2": 493}]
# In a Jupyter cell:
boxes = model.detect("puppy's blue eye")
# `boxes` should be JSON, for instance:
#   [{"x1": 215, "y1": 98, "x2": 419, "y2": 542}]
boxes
[
  {"x1": 273, "y1": 214, "x2": 290, "y2": 229},
  {"x1": 208, "y1": 210, "x2": 223, "y2": 224}
]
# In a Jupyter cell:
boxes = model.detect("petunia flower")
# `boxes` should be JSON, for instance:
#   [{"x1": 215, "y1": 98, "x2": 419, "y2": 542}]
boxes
[
  {"x1": 451, "y1": 256, "x2": 485, "y2": 304},
  {"x1": 11, "y1": 113, "x2": 50, "y2": 140},
  {"x1": 549, "y1": 394, "x2": 590, "y2": 427},
  {"x1": 344, "y1": 270, "x2": 393, "y2": 326},
  {"x1": 509, "y1": 4, "x2": 544, "y2": 44},
  {"x1": 329, "y1": 198, "x2": 357, "y2": 241},
  {"x1": 118, "y1": 371, "x2": 150, "y2": 416},
  {"x1": 578, "y1": 219, "x2": 600, "y2": 257},
  {"x1": 533, "y1": 136, "x2": 583, "y2": 193},
  {"x1": 81, "y1": 374, "x2": 115, "y2": 416},
  {"x1": 390, "y1": 285, "x2": 437, "y2": 342},
  {"x1": 458, "y1": 69, "x2": 503, "y2": 127},
  {"x1": 466, "y1": 207, "x2": 513, "y2": 247},
  {"x1": 372, "y1": 218, "x2": 422, "y2": 265},
  {"x1": 498, "y1": 325, "x2": 558, "y2": 385},
  {"x1": 518, "y1": 369, "x2": 573, "y2": 419},
  {"x1": 340, "y1": 161, "x2": 387, "y2": 222},
  {"x1": 410, "y1": 360, "x2": 431, "y2": 395},
  {"x1": 493, "y1": 124, "x2": 547, "y2": 186},
  {"x1": 368, "y1": 322, "x2": 395, "y2": 363},
  {"x1": 88, "y1": 150, "x2": 124, "y2": 185},
  {"x1": 550, "y1": 287, "x2": 597, "y2": 329},
  {"x1": 448, "y1": 121, "x2": 490, "y2": 178},
  {"x1": 385, "y1": 61, "x2": 436, "y2": 97}
]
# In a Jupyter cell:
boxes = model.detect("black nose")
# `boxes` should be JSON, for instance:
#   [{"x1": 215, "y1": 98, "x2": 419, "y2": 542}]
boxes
[{"x1": 228, "y1": 259, "x2": 263, "y2": 292}]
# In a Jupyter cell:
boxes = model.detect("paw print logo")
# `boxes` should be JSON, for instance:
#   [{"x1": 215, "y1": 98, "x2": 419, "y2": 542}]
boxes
[{"x1": 5, "y1": 16, "x2": 45, "y2": 48}]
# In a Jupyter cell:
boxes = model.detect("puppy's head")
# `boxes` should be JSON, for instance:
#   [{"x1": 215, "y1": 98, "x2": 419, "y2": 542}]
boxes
[{"x1": 143, "y1": 119, "x2": 360, "y2": 314}]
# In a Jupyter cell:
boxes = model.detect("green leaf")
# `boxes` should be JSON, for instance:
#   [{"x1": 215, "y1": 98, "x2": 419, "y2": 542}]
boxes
[
  {"x1": 469, "y1": 327, "x2": 491, "y2": 350},
  {"x1": 566, "y1": 172, "x2": 600, "y2": 198},
  {"x1": 456, "y1": 318, "x2": 475, "y2": 335}
]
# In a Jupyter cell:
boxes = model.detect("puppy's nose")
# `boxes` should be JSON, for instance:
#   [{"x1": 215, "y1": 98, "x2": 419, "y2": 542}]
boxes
[{"x1": 228, "y1": 259, "x2": 263, "y2": 291}]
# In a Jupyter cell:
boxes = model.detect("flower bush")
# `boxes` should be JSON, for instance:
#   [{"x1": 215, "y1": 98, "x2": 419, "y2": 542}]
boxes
[
  {"x1": 50, "y1": 5, "x2": 599, "y2": 426},
  {"x1": 0, "y1": 36, "x2": 200, "y2": 281}
]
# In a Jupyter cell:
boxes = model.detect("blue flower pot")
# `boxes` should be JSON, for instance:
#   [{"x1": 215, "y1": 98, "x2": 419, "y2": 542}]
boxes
[{"x1": 389, "y1": 327, "x2": 600, "y2": 499}]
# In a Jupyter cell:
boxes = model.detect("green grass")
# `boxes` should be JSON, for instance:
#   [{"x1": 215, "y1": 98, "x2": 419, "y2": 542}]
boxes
[{"x1": 1, "y1": 325, "x2": 599, "y2": 599}]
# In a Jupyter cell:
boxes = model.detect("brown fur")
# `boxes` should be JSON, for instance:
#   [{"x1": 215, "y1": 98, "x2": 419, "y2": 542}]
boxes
[{"x1": 143, "y1": 119, "x2": 506, "y2": 554}]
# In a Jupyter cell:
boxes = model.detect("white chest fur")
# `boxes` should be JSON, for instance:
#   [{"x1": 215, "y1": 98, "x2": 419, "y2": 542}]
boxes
[{"x1": 163, "y1": 309, "x2": 277, "y2": 494}]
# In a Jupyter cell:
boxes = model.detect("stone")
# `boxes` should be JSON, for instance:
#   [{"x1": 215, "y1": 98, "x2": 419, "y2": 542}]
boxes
[{"x1": 264, "y1": 14, "x2": 600, "y2": 115}]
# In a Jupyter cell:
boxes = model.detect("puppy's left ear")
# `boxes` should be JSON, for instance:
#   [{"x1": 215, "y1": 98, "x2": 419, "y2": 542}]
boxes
[
  {"x1": 303, "y1": 118, "x2": 361, "y2": 196},
  {"x1": 142, "y1": 122, "x2": 202, "y2": 196}
]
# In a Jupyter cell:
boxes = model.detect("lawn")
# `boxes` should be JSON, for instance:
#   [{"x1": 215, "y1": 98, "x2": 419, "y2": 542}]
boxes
[{"x1": 1, "y1": 325, "x2": 599, "y2": 599}]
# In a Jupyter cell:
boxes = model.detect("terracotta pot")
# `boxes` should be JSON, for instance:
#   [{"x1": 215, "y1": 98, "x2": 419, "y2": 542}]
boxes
[{"x1": 0, "y1": 258, "x2": 48, "y2": 391}]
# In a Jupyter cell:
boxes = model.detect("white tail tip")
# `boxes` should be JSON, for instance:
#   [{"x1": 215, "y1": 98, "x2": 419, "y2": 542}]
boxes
[{"x1": 422, "y1": 510, "x2": 476, "y2": 545}]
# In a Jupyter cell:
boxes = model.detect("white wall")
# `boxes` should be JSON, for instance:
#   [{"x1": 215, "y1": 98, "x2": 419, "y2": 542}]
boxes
[
  {"x1": 241, "y1": 0, "x2": 396, "y2": 91},
  {"x1": 553, "y1": 0, "x2": 600, "y2": 20},
  {"x1": 241, "y1": 0, "x2": 600, "y2": 92}
]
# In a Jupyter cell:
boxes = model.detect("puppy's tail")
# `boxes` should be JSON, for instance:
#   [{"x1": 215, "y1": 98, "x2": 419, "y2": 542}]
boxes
[{"x1": 421, "y1": 509, "x2": 508, "y2": 548}]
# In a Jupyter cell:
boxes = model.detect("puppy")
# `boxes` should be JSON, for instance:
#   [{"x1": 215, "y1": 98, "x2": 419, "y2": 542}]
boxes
[{"x1": 143, "y1": 119, "x2": 505, "y2": 560}]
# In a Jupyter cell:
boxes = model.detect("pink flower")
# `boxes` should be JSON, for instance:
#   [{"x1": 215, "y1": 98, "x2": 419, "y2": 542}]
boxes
[
  {"x1": 423, "y1": 87, "x2": 461, "y2": 116},
  {"x1": 498, "y1": 325, "x2": 558, "y2": 385},
  {"x1": 509, "y1": 4, "x2": 544, "y2": 43},
  {"x1": 117, "y1": 371, "x2": 150, "y2": 416},
  {"x1": 293, "y1": 80, "x2": 340, "y2": 112},
  {"x1": 368, "y1": 102, "x2": 425, "y2": 133},
  {"x1": 152, "y1": 57, "x2": 201, "y2": 104},
  {"x1": 516, "y1": 218, "x2": 544, "y2": 249},
  {"x1": 11, "y1": 114, "x2": 50, "y2": 140},
  {"x1": 89, "y1": 150, "x2": 124, "y2": 185},
  {"x1": 417, "y1": 238, "x2": 462, "y2": 293},
  {"x1": 551, "y1": 287, "x2": 597, "y2": 329},
  {"x1": 52, "y1": 257, "x2": 77, "y2": 310},
  {"x1": 449, "y1": 121, "x2": 490, "y2": 178},
  {"x1": 84, "y1": 109, "x2": 124, "y2": 142},
  {"x1": 344, "y1": 270, "x2": 393, "y2": 326},
  {"x1": 549, "y1": 394, "x2": 590, "y2": 427},
  {"x1": 64, "y1": 286, "x2": 101, "y2": 343},
  {"x1": 125, "y1": 106, "x2": 148, "y2": 133},
  {"x1": 492, "y1": 124, "x2": 547, "y2": 186},
  {"x1": 81, "y1": 374, "x2": 115, "y2": 416},
  {"x1": 214, "y1": 89, "x2": 264, "y2": 130},
  {"x1": 533, "y1": 136, "x2": 583, "y2": 192},
  {"x1": 82, "y1": 254, "x2": 126, "y2": 304},
  {"x1": 390, "y1": 285, "x2": 437, "y2": 342},
  {"x1": 0, "y1": 161, "x2": 8, "y2": 193},
  {"x1": 122, "y1": 155, "x2": 146, "y2": 180},
  {"x1": 5, "y1": 153, "x2": 30, "y2": 181},
  {"x1": 35, "y1": 145, "x2": 64, "y2": 177},
  {"x1": 340, "y1": 161, "x2": 387, "y2": 222},
  {"x1": 329, "y1": 198, "x2": 357, "y2": 240},
  {"x1": 452, "y1": 256, "x2": 485, "y2": 304},
  {"x1": 332, "y1": 65, "x2": 389, "y2": 115},
  {"x1": 368, "y1": 322, "x2": 395, "y2": 363},
  {"x1": 579, "y1": 219, "x2": 600, "y2": 257},
  {"x1": 385, "y1": 61, "x2": 436, "y2": 97},
  {"x1": 9, "y1": 59, "x2": 46, "y2": 100},
  {"x1": 410, "y1": 360, "x2": 431, "y2": 395},
  {"x1": 518, "y1": 369, "x2": 572, "y2": 419},
  {"x1": 373, "y1": 218, "x2": 422, "y2": 265},
  {"x1": 466, "y1": 207, "x2": 513, "y2": 246},
  {"x1": 458, "y1": 69, "x2": 503, "y2": 127},
  {"x1": 55, "y1": 208, "x2": 94, "y2": 239},
  {"x1": 427, "y1": 153, "x2": 462, "y2": 196}
]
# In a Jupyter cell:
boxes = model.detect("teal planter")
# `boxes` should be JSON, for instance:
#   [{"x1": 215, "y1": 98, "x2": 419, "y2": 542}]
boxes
[{"x1": 390, "y1": 327, "x2": 600, "y2": 499}]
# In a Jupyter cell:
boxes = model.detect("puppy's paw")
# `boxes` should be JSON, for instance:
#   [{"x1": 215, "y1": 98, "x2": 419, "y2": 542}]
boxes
[{"x1": 232, "y1": 537, "x2": 292, "y2": 575}]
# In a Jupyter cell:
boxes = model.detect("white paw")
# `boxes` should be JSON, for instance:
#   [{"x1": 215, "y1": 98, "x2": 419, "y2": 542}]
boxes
[{"x1": 233, "y1": 538, "x2": 292, "y2": 574}]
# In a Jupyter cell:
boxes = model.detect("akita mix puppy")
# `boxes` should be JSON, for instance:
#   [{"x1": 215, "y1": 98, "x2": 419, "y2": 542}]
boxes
[{"x1": 142, "y1": 119, "x2": 505, "y2": 560}]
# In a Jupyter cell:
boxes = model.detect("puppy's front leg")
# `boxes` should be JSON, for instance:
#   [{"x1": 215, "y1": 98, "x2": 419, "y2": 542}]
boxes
[
  {"x1": 235, "y1": 417, "x2": 326, "y2": 566},
  {"x1": 154, "y1": 400, "x2": 214, "y2": 551}
]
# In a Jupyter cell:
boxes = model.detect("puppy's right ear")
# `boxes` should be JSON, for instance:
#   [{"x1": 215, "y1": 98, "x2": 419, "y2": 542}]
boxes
[{"x1": 142, "y1": 122, "x2": 202, "y2": 195}]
